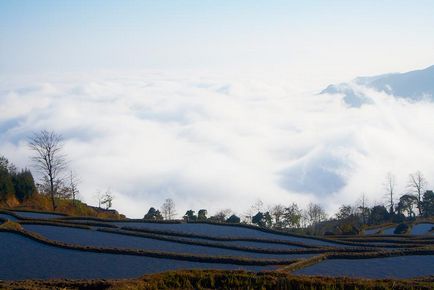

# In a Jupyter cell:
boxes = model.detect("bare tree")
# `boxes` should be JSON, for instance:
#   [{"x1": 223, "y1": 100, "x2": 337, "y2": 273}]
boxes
[
  {"x1": 252, "y1": 199, "x2": 264, "y2": 213},
  {"x1": 384, "y1": 172, "x2": 396, "y2": 214},
  {"x1": 28, "y1": 130, "x2": 67, "y2": 211},
  {"x1": 305, "y1": 202, "x2": 327, "y2": 227},
  {"x1": 161, "y1": 198, "x2": 176, "y2": 220},
  {"x1": 67, "y1": 171, "x2": 80, "y2": 205},
  {"x1": 101, "y1": 189, "x2": 114, "y2": 210},
  {"x1": 244, "y1": 199, "x2": 264, "y2": 224},
  {"x1": 335, "y1": 204, "x2": 353, "y2": 220},
  {"x1": 95, "y1": 189, "x2": 104, "y2": 208},
  {"x1": 356, "y1": 193, "x2": 369, "y2": 224},
  {"x1": 210, "y1": 209, "x2": 232, "y2": 222},
  {"x1": 408, "y1": 171, "x2": 427, "y2": 216}
]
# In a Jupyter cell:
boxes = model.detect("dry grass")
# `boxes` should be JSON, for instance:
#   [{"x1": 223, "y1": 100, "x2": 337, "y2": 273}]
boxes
[
  {"x1": 0, "y1": 270, "x2": 433, "y2": 289},
  {"x1": 0, "y1": 220, "x2": 23, "y2": 231}
]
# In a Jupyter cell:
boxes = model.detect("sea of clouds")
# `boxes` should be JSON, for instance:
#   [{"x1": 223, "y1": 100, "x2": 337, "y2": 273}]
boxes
[{"x1": 1, "y1": 71, "x2": 434, "y2": 218}]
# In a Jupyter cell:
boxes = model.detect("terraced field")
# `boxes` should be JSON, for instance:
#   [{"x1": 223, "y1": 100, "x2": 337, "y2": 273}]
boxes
[
  {"x1": 0, "y1": 231, "x2": 274, "y2": 280},
  {"x1": 113, "y1": 221, "x2": 342, "y2": 247},
  {"x1": 294, "y1": 255, "x2": 434, "y2": 278},
  {"x1": 363, "y1": 221, "x2": 434, "y2": 236},
  {"x1": 21, "y1": 224, "x2": 314, "y2": 260},
  {"x1": 1, "y1": 209, "x2": 433, "y2": 282},
  {"x1": 411, "y1": 223, "x2": 434, "y2": 235},
  {"x1": 0, "y1": 213, "x2": 17, "y2": 221}
]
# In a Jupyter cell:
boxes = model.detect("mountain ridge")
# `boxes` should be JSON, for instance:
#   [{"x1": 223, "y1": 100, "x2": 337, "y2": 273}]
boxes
[{"x1": 321, "y1": 65, "x2": 434, "y2": 107}]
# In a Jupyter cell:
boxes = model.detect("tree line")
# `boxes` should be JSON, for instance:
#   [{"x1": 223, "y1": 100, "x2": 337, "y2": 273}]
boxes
[
  {"x1": 143, "y1": 173, "x2": 434, "y2": 235},
  {"x1": 144, "y1": 198, "x2": 327, "y2": 230}
]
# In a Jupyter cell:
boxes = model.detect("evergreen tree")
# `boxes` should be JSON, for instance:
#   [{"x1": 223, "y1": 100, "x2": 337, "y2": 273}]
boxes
[
  {"x1": 183, "y1": 210, "x2": 197, "y2": 222},
  {"x1": 252, "y1": 212, "x2": 265, "y2": 227},
  {"x1": 144, "y1": 207, "x2": 163, "y2": 220},
  {"x1": 226, "y1": 214, "x2": 241, "y2": 223},
  {"x1": 421, "y1": 190, "x2": 434, "y2": 217},
  {"x1": 368, "y1": 205, "x2": 390, "y2": 225},
  {"x1": 12, "y1": 169, "x2": 37, "y2": 202},
  {"x1": 0, "y1": 156, "x2": 15, "y2": 201},
  {"x1": 197, "y1": 209, "x2": 208, "y2": 221},
  {"x1": 283, "y1": 203, "x2": 302, "y2": 228}
]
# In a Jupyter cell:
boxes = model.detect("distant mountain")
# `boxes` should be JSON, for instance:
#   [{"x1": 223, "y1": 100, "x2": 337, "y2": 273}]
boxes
[{"x1": 321, "y1": 65, "x2": 434, "y2": 107}]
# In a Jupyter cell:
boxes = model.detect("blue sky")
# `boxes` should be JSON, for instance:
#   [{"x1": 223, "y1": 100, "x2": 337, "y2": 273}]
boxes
[{"x1": 1, "y1": 1, "x2": 434, "y2": 79}]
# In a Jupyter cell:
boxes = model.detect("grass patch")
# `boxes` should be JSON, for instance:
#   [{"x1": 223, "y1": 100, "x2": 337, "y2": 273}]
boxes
[{"x1": 0, "y1": 221, "x2": 23, "y2": 231}]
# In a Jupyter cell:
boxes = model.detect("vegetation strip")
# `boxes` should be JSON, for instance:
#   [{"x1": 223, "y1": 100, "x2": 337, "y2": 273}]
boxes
[
  {"x1": 306, "y1": 238, "x2": 430, "y2": 248},
  {"x1": 59, "y1": 216, "x2": 179, "y2": 223},
  {"x1": 278, "y1": 254, "x2": 327, "y2": 272},
  {"x1": 0, "y1": 228, "x2": 300, "y2": 266},
  {"x1": 19, "y1": 220, "x2": 92, "y2": 230},
  {"x1": 363, "y1": 223, "x2": 395, "y2": 231},
  {"x1": 4, "y1": 208, "x2": 69, "y2": 216},
  {"x1": 333, "y1": 237, "x2": 434, "y2": 245},
  {"x1": 326, "y1": 248, "x2": 434, "y2": 259},
  {"x1": 19, "y1": 218, "x2": 118, "y2": 229},
  {"x1": 1, "y1": 270, "x2": 433, "y2": 290}
]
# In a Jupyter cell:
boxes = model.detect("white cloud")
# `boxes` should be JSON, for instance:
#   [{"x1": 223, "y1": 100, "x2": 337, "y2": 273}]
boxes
[{"x1": 1, "y1": 71, "x2": 434, "y2": 218}]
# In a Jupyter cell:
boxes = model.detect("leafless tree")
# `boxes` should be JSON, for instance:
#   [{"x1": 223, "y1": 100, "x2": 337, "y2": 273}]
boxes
[
  {"x1": 101, "y1": 189, "x2": 114, "y2": 210},
  {"x1": 252, "y1": 199, "x2": 264, "y2": 213},
  {"x1": 210, "y1": 208, "x2": 232, "y2": 222},
  {"x1": 305, "y1": 202, "x2": 327, "y2": 227},
  {"x1": 244, "y1": 199, "x2": 264, "y2": 224},
  {"x1": 356, "y1": 193, "x2": 369, "y2": 224},
  {"x1": 95, "y1": 189, "x2": 104, "y2": 208},
  {"x1": 28, "y1": 130, "x2": 67, "y2": 211},
  {"x1": 384, "y1": 172, "x2": 396, "y2": 214},
  {"x1": 161, "y1": 198, "x2": 176, "y2": 220},
  {"x1": 67, "y1": 171, "x2": 80, "y2": 205},
  {"x1": 408, "y1": 171, "x2": 427, "y2": 216}
]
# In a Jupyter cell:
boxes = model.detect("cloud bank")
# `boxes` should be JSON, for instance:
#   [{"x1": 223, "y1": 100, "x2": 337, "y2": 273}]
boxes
[{"x1": 1, "y1": 71, "x2": 434, "y2": 218}]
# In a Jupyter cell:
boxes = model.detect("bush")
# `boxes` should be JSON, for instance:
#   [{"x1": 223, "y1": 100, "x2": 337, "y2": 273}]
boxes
[
  {"x1": 394, "y1": 223, "x2": 410, "y2": 234},
  {"x1": 226, "y1": 214, "x2": 240, "y2": 223}
]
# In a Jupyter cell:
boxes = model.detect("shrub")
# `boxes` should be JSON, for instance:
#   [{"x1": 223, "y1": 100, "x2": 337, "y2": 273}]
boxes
[
  {"x1": 226, "y1": 214, "x2": 241, "y2": 223},
  {"x1": 394, "y1": 223, "x2": 410, "y2": 235}
]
